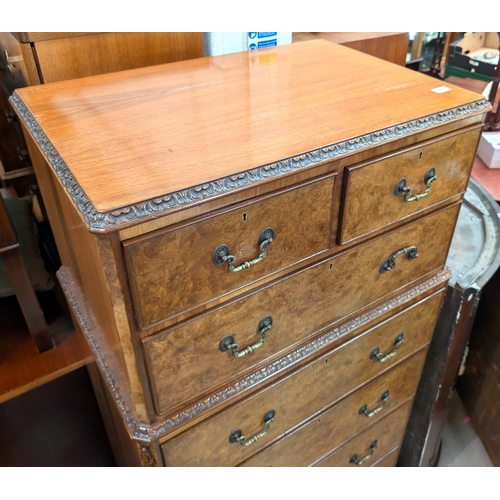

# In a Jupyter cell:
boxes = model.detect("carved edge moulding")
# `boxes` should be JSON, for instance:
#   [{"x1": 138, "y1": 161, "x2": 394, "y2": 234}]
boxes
[
  {"x1": 9, "y1": 93, "x2": 490, "y2": 233},
  {"x1": 57, "y1": 265, "x2": 452, "y2": 443}
]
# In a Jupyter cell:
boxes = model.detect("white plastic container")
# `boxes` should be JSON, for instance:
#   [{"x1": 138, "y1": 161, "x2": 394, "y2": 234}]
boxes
[
  {"x1": 203, "y1": 32, "x2": 292, "y2": 56},
  {"x1": 477, "y1": 132, "x2": 500, "y2": 169}
]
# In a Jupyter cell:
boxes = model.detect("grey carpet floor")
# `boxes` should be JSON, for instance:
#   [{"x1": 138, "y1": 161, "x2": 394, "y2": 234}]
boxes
[{"x1": 439, "y1": 392, "x2": 493, "y2": 467}]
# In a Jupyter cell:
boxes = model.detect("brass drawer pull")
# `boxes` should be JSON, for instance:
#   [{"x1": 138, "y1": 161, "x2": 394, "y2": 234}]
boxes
[
  {"x1": 370, "y1": 333, "x2": 404, "y2": 363},
  {"x1": 212, "y1": 227, "x2": 274, "y2": 273},
  {"x1": 350, "y1": 440, "x2": 378, "y2": 466},
  {"x1": 394, "y1": 167, "x2": 437, "y2": 203},
  {"x1": 379, "y1": 245, "x2": 418, "y2": 274},
  {"x1": 359, "y1": 390, "x2": 390, "y2": 418},
  {"x1": 229, "y1": 410, "x2": 276, "y2": 447},
  {"x1": 219, "y1": 316, "x2": 273, "y2": 357}
]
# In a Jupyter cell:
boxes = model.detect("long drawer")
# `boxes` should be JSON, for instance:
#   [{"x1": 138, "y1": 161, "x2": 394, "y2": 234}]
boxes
[
  {"x1": 144, "y1": 205, "x2": 457, "y2": 416},
  {"x1": 315, "y1": 401, "x2": 413, "y2": 467},
  {"x1": 339, "y1": 126, "x2": 480, "y2": 245},
  {"x1": 124, "y1": 174, "x2": 336, "y2": 328},
  {"x1": 239, "y1": 356, "x2": 421, "y2": 467},
  {"x1": 160, "y1": 345, "x2": 427, "y2": 466}
]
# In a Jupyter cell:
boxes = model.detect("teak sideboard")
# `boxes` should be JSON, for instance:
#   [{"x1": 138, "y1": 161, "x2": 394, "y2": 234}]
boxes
[{"x1": 10, "y1": 40, "x2": 490, "y2": 466}]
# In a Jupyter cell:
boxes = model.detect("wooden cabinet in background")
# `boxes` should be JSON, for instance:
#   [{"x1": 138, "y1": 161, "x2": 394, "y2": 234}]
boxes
[
  {"x1": 10, "y1": 40, "x2": 489, "y2": 466},
  {"x1": 457, "y1": 267, "x2": 500, "y2": 467}
]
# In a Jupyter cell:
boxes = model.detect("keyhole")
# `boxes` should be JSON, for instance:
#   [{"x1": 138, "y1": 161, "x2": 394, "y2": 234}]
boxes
[
  {"x1": 419, "y1": 152, "x2": 423, "y2": 160},
  {"x1": 329, "y1": 262, "x2": 333, "y2": 271},
  {"x1": 242, "y1": 212, "x2": 248, "y2": 222}
]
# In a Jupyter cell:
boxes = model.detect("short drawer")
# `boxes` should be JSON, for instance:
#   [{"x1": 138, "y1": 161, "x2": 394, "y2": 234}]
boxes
[
  {"x1": 339, "y1": 126, "x2": 481, "y2": 245},
  {"x1": 240, "y1": 355, "x2": 421, "y2": 467},
  {"x1": 315, "y1": 401, "x2": 412, "y2": 467},
  {"x1": 160, "y1": 345, "x2": 427, "y2": 466},
  {"x1": 145, "y1": 283, "x2": 443, "y2": 416},
  {"x1": 124, "y1": 174, "x2": 336, "y2": 328}
]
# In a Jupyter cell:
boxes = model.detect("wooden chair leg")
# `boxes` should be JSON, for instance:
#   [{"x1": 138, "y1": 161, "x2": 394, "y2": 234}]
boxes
[{"x1": 1, "y1": 245, "x2": 54, "y2": 352}]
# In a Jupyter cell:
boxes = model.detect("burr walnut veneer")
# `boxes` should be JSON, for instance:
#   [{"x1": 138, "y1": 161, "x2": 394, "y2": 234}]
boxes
[{"x1": 10, "y1": 40, "x2": 489, "y2": 466}]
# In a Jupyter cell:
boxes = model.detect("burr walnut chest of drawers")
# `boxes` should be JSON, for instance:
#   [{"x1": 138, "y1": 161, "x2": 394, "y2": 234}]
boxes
[{"x1": 11, "y1": 40, "x2": 490, "y2": 466}]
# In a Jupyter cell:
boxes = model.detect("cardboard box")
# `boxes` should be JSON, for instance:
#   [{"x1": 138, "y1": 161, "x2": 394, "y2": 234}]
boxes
[
  {"x1": 448, "y1": 32, "x2": 499, "y2": 78},
  {"x1": 477, "y1": 132, "x2": 500, "y2": 169}
]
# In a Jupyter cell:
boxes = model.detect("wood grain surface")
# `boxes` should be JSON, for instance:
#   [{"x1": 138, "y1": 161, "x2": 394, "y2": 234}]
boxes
[
  {"x1": 34, "y1": 153, "x2": 150, "y2": 421},
  {"x1": 144, "y1": 281, "x2": 443, "y2": 417},
  {"x1": 124, "y1": 174, "x2": 335, "y2": 327},
  {"x1": 371, "y1": 447, "x2": 400, "y2": 467},
  {"x1": 11, "y1": 33, "x2": 102, "y2": 43},
  {"x1": 33, "y1": 32, "x2": 204, "y2": 84},
  {"x1": 142, "y1": 204, "x2": 459, "y2": 415},
  {"x1": 315, "y1": 401, "x2": 412, "y2": 467},
  {"x1": 13, "y1": 40, "x2": 487, "y2": 214},
  {"x1": 242, "y1": 391, "x2": 412, "y2": 467},
  {"x1": 293, "y1": 32, "x2": 409, "y2": 66},
  {"x1": 339, "y1": 125, "x2": 481, "y2": 244}
]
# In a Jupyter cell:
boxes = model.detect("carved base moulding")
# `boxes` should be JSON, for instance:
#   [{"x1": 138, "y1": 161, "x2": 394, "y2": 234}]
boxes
[{"x1": 56, "y1": 265, "x2": 451, "y2": 444}]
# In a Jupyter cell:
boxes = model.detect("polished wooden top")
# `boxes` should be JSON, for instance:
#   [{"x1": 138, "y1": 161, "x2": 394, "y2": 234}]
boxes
[{"x1": 13, "y1": 40, "x2": 488, "y2": 224}]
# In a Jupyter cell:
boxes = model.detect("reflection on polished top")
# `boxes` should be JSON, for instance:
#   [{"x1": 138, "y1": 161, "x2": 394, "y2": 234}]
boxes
[{"x1": 11, "y1": 40, "x2": 488, "y2": 226}]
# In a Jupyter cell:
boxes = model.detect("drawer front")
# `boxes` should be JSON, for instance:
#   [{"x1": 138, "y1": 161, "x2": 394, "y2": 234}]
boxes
[
  {"x1": 240, "y1": 354, "x2": 422, "y2": 467},
  {"x1": 160, "y1": 345, "x2": 427, "y2": 466},
  {"x1": 371, "y1": 447, "x2": 399, "y2": 467},
  {"x1": 145, "y1": 283, "x2": 443, "y2": 416},
  {"x1": 124, "y1": 175, "x2": 336, "y2": 328},
  {"x1": 316, "y1": 401, "x2": 412, "y2": 467},
  {"x1": 339, "y1": 126, "x2": 481, "y2": 245}
]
